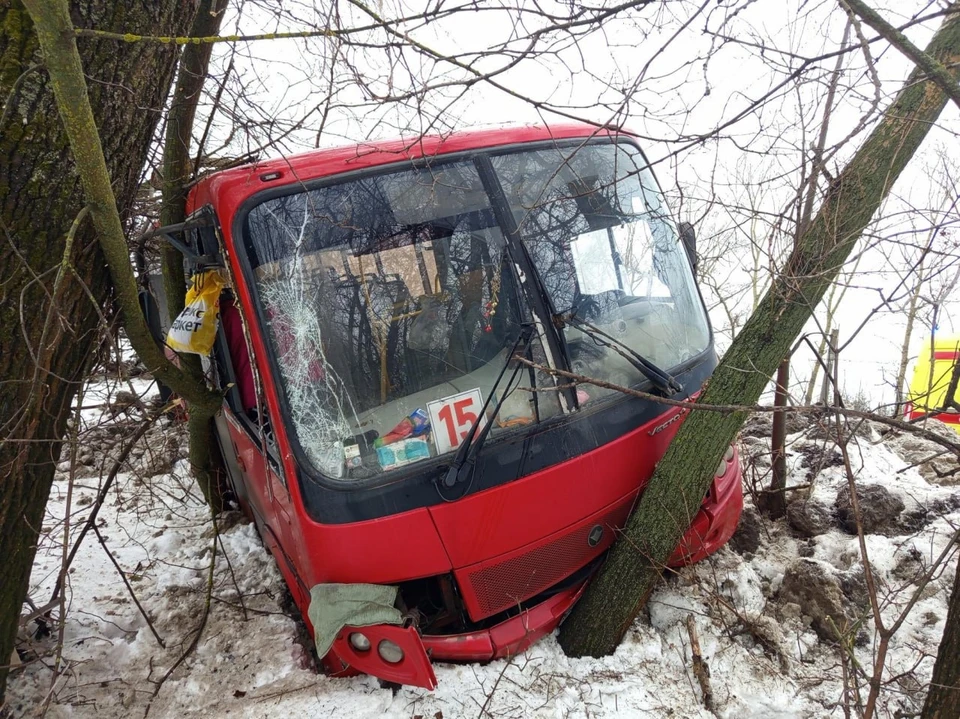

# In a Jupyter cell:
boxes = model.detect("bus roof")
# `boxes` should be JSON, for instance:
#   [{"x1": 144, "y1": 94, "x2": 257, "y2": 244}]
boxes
[{"x1": 189, "y1": 123, "x2": 628, "y2": 213}]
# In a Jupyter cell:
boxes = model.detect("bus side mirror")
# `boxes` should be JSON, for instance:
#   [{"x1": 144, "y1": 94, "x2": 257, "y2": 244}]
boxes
[
  {"x1": 679, "y1": 221, "x2": 697, "y2": 272},
  {"x1": 138, "y1": 206, "x2": 224, "y2": 272}
]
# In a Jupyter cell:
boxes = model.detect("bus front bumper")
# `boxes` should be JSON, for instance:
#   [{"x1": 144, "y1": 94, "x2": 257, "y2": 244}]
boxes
[{"x1": 328, "y1": 451, "x2": 742, "y2": 689}]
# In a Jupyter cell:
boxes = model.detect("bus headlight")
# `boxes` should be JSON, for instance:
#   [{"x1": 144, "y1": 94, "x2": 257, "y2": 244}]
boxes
[
  {"x1": 378, "y1": 639, "x2": 404, "y2": 663},
  {"x1": 349, "y1": 632, "x2": 371, "y2": 652}
]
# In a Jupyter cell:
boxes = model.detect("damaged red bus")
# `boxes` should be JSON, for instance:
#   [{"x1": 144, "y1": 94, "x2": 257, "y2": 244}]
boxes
[{"x1": 144, "y1": 124, "x2": 743, "y2": 689}]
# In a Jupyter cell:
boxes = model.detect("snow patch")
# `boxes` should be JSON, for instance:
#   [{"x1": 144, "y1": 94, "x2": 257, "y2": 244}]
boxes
[{"x1": 9, "y1": 409, "x2": 959, "y2": 719}]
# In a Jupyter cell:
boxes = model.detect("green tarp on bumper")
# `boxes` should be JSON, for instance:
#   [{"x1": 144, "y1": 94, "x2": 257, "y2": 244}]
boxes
[{"x1": 308, "y1": 583, "x2": 404, "y2": 658}]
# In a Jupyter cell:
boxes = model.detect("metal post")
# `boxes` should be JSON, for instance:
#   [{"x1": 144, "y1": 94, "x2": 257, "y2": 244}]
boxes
[
  {"x1": 819, "y1": 328, "x2": 840, "y2": 406},
  {"x1": 766, "y1": 356, "x2": 790, "y2": 518}
]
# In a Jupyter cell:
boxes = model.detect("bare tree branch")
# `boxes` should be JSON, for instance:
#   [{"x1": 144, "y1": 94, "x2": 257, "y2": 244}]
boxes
[{"x1": 843, "y1": 0, "x2": 960, "y2": 111}]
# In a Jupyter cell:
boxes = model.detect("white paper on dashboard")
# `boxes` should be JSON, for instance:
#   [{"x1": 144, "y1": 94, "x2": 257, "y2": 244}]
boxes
[{"x1": 570, "y1": 229, "x2": 620, "y2": 295}]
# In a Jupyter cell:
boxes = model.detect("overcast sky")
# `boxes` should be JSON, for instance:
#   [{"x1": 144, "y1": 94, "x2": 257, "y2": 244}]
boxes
[{"x1": 199, "y1": 0, "x2": 960, "y2": 407}]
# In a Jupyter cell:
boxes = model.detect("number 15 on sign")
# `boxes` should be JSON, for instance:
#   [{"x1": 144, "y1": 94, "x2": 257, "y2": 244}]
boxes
[{"x1": 427, "y1": 389, "x2": 486, "y2": 455}]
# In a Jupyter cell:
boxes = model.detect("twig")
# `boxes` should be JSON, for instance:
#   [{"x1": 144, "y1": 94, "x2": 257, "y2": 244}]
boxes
[
  {"x1": 19, "y1": 599, "x2": 59, "y2": 629},
  {"x1": 49, "y1": 402, "x2": 172, "y2": 604},
  {"x1": 831, "y1": 349, "x2": 882, "y2": 719},
  {"x1": 216, "y1": 530, "x2": 247, "y2": 621},
  {"x1": 41, "y1": 379, "x2": 86, "y2": 718},
  {"x1": 685, "y1": 614, "x2": 715, "y2": 713},
  {"x1": 512, "y1": 357, "x2": 960, "y2": 458},
  {"x1": 476, "y1": 653, "x2": 514, "y2": 719},
  {"x1": 886, "y1": 528, "x2": 959, "y2": 638},
  {"x1": 74, "y1": 27, "x2": 336, "y2": 44},
  {"x1": 843, "y1": 0, "x2": 960, "y2": 112},
  {"x1": 762, "y1": 483, "x2": 812, "y2": 495},
  {"x1": 896, "y1": 448, "x2": 951, "y2": 474},
  {"x1": 837, "y1": 622, "x2": 854, "y2": 719},
  {"x1": 835, "y1": 431, "x2": 884, "y2": 719},
  {"x1": 0, "y1": 63, "x2": 42, "y2": 131},
  {"x1": 143, "y1": 508, "x2": 219, "y2": 718},
  {"x1": 91, "y1": 524, "x2": 165, "y2": 648}
]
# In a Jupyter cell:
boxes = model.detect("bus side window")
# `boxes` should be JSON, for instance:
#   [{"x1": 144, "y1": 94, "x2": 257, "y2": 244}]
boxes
[{"x1": 213, "y1": 292, "x2": 288, "y2": 493}]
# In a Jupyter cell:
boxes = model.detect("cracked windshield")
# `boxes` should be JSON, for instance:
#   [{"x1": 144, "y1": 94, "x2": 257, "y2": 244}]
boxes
[
  {"x1": 244, "y1": 142, "x2": 709, "y2": 481},
  {"x1": 492, "y1": 142, "x2": 710, "y2": 401}
]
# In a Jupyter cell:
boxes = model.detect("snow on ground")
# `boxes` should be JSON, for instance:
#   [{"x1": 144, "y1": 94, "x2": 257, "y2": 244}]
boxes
[{"x1": 8, "y1": 394, "x2": 959, "y2": 718}]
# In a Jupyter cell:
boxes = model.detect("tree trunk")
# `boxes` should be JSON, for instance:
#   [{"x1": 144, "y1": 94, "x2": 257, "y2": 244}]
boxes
[
  {"x1": 159, "y1": 0, "x2": 227, "y2": 321},
  {"x1": 921, "y1": 554, "x2": 960, "y2": 718},
  {"x1": 158, "y1": 0, "x2": 229, "y2": 513},
  {"x1": 760, "y1": 357, "x2": 790, "y2": 519},
  {"x1": 558, "y1": 4, "x2": 960, "y2": 658},
  {"x1": 0, "y1": 0, "x2": 194, "y2": 704}
]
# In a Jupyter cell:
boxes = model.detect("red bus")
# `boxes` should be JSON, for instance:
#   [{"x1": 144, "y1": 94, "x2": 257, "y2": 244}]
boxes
[{"x1": 146, "y1": 124, "x2": 743, "y2": 689}]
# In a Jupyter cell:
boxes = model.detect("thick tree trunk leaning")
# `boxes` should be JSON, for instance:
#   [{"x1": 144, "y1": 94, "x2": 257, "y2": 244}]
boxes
[
  {"x1": 0, "y1": 0, "x2": 196, "y2": 704},
  {"x1": 159, "y1": 0, "x2": 229, "y2": 513},
  {"x1": 21, "y1": 0, "x2": 224, "y2": 535},
  {"x1": 159, "y1": 0, "x2": 227, "y2": 317},
  {"x1": 558, "y1": 4, "x2": 960, "y2": 657},
  {"x1": 921, "y1": 552, "x2": 960, "y2": 717}
]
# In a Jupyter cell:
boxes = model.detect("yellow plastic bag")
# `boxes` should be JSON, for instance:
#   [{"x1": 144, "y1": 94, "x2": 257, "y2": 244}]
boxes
[{"x1": 166, "y1": 270, "x2": 226, "y2": 355}]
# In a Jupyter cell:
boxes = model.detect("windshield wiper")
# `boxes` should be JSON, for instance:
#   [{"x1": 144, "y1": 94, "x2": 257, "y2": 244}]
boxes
[
  {"x1": 560, "y1": 314, "x2": 683, "y2": 396},
  {"x1": 440, "y1": 324, "x2": 534, "y2": 491}
]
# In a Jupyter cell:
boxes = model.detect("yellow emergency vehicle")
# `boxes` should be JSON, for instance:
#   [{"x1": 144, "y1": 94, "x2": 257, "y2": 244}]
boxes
[{"x1": 906, "y1": 334, "x2": 960, "y2": 429}]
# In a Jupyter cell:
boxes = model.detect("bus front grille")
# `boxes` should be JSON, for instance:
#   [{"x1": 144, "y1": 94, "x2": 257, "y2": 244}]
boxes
[{"x1": 456, "y1": 498, "x2": 634, "y2": 621}]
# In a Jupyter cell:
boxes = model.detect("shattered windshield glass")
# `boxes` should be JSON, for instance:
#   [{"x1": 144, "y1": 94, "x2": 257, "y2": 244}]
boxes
[
  {"x1": 241, "y1": 140, "x2": 711, "y2": 483},
  {"x1": 243, "y1": 161, "x2": 560, "y2": 480},
  {"x1": 491, "y1": 143, "x2": 710, "y2": 402}
]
